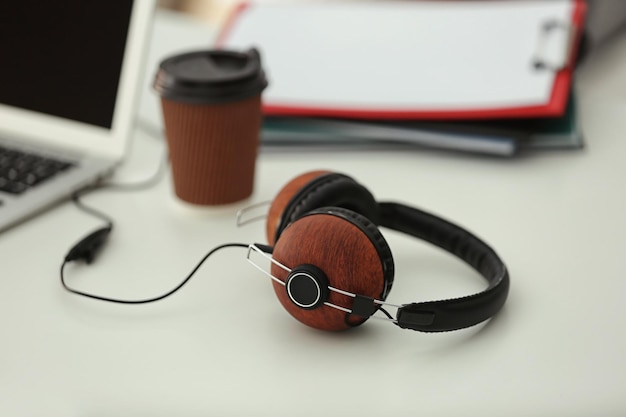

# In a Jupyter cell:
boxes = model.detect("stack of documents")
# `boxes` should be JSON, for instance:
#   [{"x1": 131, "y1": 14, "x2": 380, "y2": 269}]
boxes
[{"x1": 219, "y1": 0, "x2": 587, "y2": 156}]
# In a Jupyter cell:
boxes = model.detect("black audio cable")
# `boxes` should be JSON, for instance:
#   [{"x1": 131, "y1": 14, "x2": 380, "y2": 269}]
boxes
[{"x1": 60, "y1": 242, "x2": 252, "y2": 304}]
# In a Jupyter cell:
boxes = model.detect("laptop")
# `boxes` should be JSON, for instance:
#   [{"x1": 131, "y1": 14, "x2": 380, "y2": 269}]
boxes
[{"x1": 0, "y1": 1, "x2": 155, "y2": 233}]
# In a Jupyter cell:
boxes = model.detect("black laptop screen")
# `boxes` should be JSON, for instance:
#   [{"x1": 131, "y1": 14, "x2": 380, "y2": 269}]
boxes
[{"x1": 0, "y1": 2, "x2": 133, "y2": 129}]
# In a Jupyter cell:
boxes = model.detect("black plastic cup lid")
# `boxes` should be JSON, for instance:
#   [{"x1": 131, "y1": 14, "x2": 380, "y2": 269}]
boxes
[{"x1": 153, "y1": 48, "x2": 268, "y2": 104}]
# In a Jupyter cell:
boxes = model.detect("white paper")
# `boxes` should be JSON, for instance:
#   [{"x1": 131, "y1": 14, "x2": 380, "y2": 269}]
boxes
[{"x1": 222, "y1": 0, "x2": 575, "y2": 113}]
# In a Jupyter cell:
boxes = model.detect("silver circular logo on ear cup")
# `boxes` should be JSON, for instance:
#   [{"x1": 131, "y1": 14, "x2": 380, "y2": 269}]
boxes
[{"x1": 286, "y1": 272, "x2": 321, "y2": 308}]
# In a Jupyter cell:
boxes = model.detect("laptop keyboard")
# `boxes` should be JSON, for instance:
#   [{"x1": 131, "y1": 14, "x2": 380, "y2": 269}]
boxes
[{"x1": 0, "y1": 145, "x2": 74, "y2": 195}]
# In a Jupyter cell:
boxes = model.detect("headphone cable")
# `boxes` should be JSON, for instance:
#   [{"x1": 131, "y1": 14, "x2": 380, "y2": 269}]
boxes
[
  {"x1": 60, "y1": 242, "x2": 249, "y2": 304},
  {"x1": 60, "y1": 142, "x2": 255, "y2": 304}
]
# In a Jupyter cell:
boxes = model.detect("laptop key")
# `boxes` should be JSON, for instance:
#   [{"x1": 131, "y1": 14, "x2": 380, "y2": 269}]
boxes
[
  {"x1": 0, "y1": 146, "x2": 75, "y2": 195},
  {"x1": 0, "y1": 177, "x2": 27, "y2": 195}
]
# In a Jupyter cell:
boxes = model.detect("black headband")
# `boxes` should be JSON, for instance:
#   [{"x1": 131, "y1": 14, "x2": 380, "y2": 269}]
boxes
[{"x1": 378, "y1": 202, "x2": 510, "y2": 332}]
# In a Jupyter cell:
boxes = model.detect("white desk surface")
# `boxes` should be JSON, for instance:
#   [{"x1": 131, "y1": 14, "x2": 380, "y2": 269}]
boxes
[{"x1": 1, "y1": 9, "x2": 626, "y2": 417}]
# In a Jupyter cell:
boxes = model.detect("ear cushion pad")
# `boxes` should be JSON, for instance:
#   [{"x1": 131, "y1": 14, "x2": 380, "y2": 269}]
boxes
[
  {"x1": 307, "y1": 207, "x2": 395, "y2": 299},
  {"x1": 275, "y1": 173, "x2": 380, "y2": 242}
]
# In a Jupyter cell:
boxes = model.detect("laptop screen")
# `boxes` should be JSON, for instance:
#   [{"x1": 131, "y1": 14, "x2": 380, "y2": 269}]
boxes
[{"x1": 0, "y1": 2, "x2": 133, "y2": 129}]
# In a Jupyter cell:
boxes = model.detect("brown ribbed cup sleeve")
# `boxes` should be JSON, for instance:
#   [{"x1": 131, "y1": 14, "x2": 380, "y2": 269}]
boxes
[{"x1": 160, "y1": 95, "x2": 262, "y2": 205}]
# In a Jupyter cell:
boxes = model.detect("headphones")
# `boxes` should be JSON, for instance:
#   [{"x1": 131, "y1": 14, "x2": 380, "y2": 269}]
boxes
[
  {"x1": 254, "y1": 170, "x2": 510, "y2": 332},
  {"x1": 61, "y1": 169, "x2": 509, "y2": 335}
]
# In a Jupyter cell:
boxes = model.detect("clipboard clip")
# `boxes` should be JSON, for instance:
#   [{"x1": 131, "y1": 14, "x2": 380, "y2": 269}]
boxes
[{"x1": 532, "y1": 19, "x2": 578, "y2": 71}]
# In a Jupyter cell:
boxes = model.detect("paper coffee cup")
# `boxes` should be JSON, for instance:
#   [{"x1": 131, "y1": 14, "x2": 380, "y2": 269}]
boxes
[{"x1": 154, "y1": 49, "x2": 268, "y2": 205}]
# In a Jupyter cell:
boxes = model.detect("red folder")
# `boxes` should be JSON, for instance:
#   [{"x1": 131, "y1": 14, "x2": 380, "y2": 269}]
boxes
[{"x1": 218, "y1": 0, "x2": 587, "y2": 120}]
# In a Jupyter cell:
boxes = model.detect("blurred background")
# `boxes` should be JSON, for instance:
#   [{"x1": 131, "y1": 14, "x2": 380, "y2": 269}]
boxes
[
  {"x1": 156, "y1": 0, "x2": 626, "y2": 52},
  {"x1": 158, "y1": 0, "x2": 232, "y2": 24}
]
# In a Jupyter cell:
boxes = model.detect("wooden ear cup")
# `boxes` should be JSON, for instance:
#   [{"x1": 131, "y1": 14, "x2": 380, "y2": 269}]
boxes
[
  {"x1": 270, "y1": 209, "x2": 394, "y2": 331},
  {"x1": 265, "y1": 171, "x2": 379, "y2": 245},
  {"x1": 266, "y1": 170, "x2": 330, "y2": 245}
]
